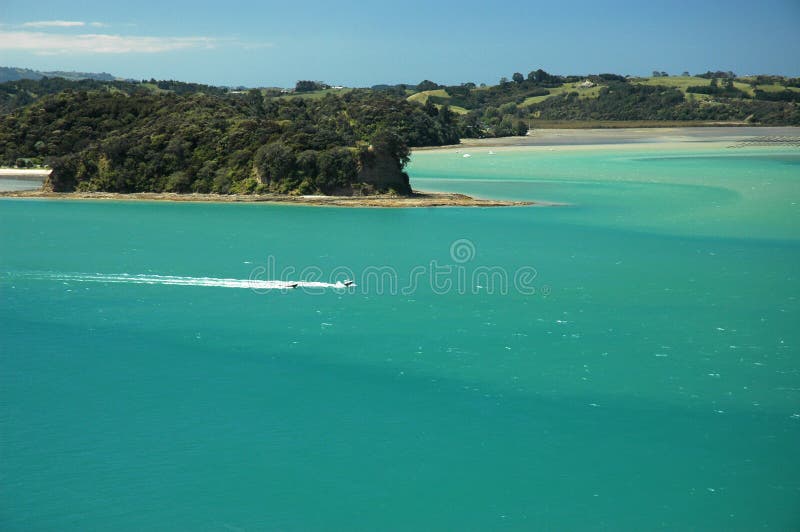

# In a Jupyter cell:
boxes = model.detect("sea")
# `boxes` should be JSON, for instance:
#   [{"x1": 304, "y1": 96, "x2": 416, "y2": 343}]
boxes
[{"x1": 1, "y1": 139, "x2": 799, "y2": 530}]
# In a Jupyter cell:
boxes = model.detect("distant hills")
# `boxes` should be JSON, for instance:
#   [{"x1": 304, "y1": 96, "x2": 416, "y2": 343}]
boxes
[
  {"x1": 0, "y1": 66, "x2": 117, "y2": 83},
  {"x1": 393, "y1": 72, "x2": 800, "y2": 134}
]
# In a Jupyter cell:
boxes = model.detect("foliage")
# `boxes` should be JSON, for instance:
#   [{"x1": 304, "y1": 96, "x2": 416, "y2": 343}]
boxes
[
  {"x1": 697, "y1": 70, "x2": 737, "y2": 79},
  {"x1": 686, "y1": 78, "x2": 749, "y2": 98},
  {"x1": 0, "y1": 79, "x2": 460, "y2": 194},
  {"x1": 529, "y1": 81, "x2": 799, "y2": 124},
  {"x1": 416, "y1": 80, "x2": 440, "y2": 92},
  {"x1": 404, "y1": 69, "x2": 799, "y2": 136},
  {"x1": 753, "y1": 89, "x2": 800, "y2": 103},
  {"x1": 295, "y1": 80, "x2": 330, "y2": 92}
]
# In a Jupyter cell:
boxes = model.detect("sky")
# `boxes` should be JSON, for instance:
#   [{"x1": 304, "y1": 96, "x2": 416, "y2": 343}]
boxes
[{"x1": 1, "y1": 0, "x2": 799, "y2": 87}]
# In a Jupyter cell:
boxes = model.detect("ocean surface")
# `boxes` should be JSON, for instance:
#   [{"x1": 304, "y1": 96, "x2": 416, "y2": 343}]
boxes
[{"x1": 1, "y1": 142, "x2": 799, "y2": 530}]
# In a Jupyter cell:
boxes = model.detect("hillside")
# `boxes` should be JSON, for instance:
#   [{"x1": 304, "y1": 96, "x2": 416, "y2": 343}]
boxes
[
  {"x1": 0, "y1": 79, "x2": 459, "y2": 195},
  {"x1": 401, "y1": 72, "x2": 800, "y2": 136},
  {"x1": 0, "y1": 66, "x2": 117, "y2": 83}
]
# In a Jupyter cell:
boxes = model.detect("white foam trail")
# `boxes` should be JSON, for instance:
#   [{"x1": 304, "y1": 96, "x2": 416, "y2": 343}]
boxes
[{"x1": 5, "y1": 272, "x2": 355, "y2": 291}]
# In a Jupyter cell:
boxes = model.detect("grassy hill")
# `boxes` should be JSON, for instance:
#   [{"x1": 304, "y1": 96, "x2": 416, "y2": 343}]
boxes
[
  {"x1": 275, "y1": 87, "x2": 355, "y2": 100},
  {"x1": 400, "y1": 72, "x2": 800, "y2": 136},
  {"x1": 521, "y1": 83, "x2": 605, "y2": 106},
  {"x1": 407, "y1": 89, "x2": 469, "y2": 114}
]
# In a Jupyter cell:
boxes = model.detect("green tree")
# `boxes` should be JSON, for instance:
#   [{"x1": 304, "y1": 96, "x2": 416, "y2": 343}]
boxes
[
  {"x1": 317, "y1": 147, "x2": 358, "y2": 192},
  {"x1": 533, "y1": 69, "x2": 550, "y2": 83},
  {"x1": 296, "y1": 150, "x2": 319, "y2": 180},
  {"x1": 369, "y1": 129, "x2": 410, "y2": 169},
  {"x1": 416, "y1": 80, "x2": 439, "y2": 91},
  {"x1": 423, "y1": 99, "x2": 439, "y2": 117},
  {"x1": 254, "y1": 141, "x2": 296, "y2": 184},
  {"x1": 295, "y1": 80, "x2": 328, "y2": 92}
]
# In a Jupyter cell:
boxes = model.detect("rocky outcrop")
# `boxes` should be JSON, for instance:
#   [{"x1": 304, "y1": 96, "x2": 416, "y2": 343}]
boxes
[{"x1": 356, "y1": 147, "x2": 411, "y2": 195}]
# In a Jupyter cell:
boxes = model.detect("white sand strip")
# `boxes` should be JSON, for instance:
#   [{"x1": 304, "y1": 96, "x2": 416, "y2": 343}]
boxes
[{"x1": 0, "y1": 168, "x2": 51, "y2": 176}]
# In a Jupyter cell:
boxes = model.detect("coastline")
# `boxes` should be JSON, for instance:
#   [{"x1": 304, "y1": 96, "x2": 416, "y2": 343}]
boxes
[
  {"x1": 413, "y1": 126, "x2": 800, "y2": 151},
  {"x1": 0, "y1": 189, "x2": 535, "y2": 208},
  {"x1": 3, "y1": 126, "x2": 796, "y2": 206}
]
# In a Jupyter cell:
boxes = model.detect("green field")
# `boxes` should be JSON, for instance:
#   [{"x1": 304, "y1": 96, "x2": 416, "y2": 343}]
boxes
[
  {"x1": 634, "y1": 76, "x2": 711, "y2": 91},
  {"x1": 407, "y1": 84, "x2": 604, "y2": 109},
  {"x1": 522, "y1": 83, "x2": 605, "y2": 106},
  {"x1": 753, "y1": 83, "x2": 800, "y2": 93},
  {"x1": 443, "y1": 104, "x2": 469, "y2": 115},
  {"x1": 401, "y1": 75, "x2": 798, "y2": 121},
  {"x1": 405, "y1": 89, "x2": 468, "y2": 114},
  {"x1": 639, "y1": 75, "x2": 755, "y2": 96},
  {"x1": 277, "y1": 87, "x2": 354, "y2": 100},
  {"x1": 407, "y1": 89, "x2": 450, "y2": 105},
  {"x1": 630, "y1": 76, "x2": 800, "y2": 98}
]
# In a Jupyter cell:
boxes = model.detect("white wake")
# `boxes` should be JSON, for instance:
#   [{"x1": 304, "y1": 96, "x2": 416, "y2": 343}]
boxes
[{"x1": 4, "y1": 272, "x2": 355, "y2": 290}]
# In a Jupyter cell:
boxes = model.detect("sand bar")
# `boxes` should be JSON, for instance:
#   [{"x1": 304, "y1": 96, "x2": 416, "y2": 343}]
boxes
[
  {"x1": 414, "y1": 126, "x2": 800, "y2": 151},
  {"x1": 0, "y1": 190, "x2": 535, "y2": 208}
]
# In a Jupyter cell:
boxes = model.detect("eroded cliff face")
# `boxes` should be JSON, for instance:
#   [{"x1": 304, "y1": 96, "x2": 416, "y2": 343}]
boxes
[{"x1": 356, "y1": 148, "x2": 411, "y2": 195}]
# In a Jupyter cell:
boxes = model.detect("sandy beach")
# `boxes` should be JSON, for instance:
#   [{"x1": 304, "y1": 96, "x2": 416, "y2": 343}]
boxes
[
  {"x1": 0, "y1": 189, "x2": 534, "y2": 208},
  {"x1": 414, "y1": 126, "x2": 800, "y2": 151},
  {"x1": 0, "y1": 168, "x2": 51, "y2": 178},
  {"x1": 0, "y1": 167, "x2": 532, "y2": 206}
]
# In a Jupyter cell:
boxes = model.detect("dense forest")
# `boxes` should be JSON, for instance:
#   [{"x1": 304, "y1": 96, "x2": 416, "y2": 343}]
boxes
[
  {"x1": 0, "y1": 69, "x2": 798, "y2": 195},
  {"x1": 0, "y1": 81, "x2": 459, "y2": 195}
]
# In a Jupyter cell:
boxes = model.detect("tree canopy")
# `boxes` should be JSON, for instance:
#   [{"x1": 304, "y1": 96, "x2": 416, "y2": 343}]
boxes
[{"x1": 0, "y1": 80, "x2": 459, "y2": 195}]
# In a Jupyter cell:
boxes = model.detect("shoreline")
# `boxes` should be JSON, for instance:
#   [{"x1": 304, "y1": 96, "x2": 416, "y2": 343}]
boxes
[
  {"x1": 412, "y1": 126, "x2": 800, "y2": 151},
  {"x1": 0, "y1": 189, "x2": 536, "y2": 208},
  {"x1": 3, "y1": 126, "x2": 796, "y2": 205}
]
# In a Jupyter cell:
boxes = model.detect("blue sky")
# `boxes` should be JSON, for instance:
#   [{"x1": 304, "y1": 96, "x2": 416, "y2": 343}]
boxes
[{"x1": 1, "y1": 0, "x2": 798, "y2": 87}]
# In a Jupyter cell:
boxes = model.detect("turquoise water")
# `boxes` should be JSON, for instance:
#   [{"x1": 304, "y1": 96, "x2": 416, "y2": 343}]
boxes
[{"x1": 2, "y1": 144, "x2": 799, "y2": 529}]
